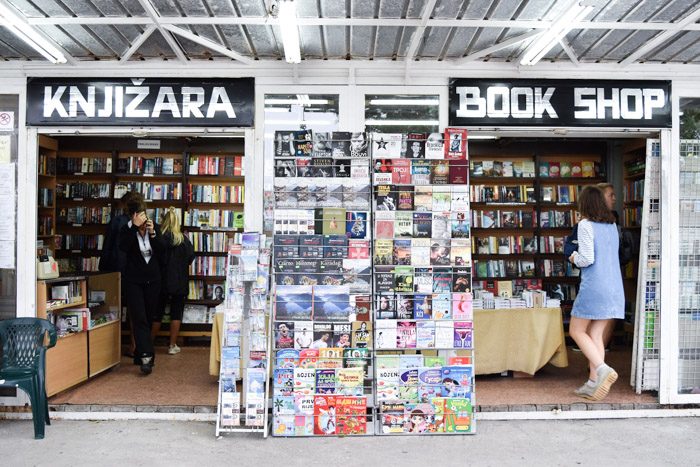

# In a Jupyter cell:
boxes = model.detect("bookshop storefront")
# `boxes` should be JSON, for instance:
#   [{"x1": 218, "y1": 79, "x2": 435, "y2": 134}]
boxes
[{"x1": 21, "y1": 77, "x2": 257, "y2": 403}]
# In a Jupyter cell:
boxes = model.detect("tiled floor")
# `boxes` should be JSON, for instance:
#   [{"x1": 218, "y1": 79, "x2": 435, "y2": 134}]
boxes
[{"x1": 49, "y1": 345, "x2": 657, "y2": 408}]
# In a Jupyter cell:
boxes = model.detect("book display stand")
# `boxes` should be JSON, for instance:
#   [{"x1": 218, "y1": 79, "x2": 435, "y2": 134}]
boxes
[
  {"x1": 215, "y1": 232, "x2": 272, "y2": 436},
  {"x1": 270, "y1": 131, "x2": 375, "y2": 437},
  {"x1": 371, "y1": 130, "x2": 476, "y2": 435}
]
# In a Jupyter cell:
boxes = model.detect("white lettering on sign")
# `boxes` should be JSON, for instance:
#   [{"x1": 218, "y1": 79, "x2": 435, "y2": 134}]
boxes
[
  {"x1": 456, "y1": 86, "x2": 558, "y2": 119},
  {"x1": 41, "y1": 84, "x2": 238, "y2": 120},
  {"x1": 575, "y1": 87, "x2": 666, "y2": 120}
]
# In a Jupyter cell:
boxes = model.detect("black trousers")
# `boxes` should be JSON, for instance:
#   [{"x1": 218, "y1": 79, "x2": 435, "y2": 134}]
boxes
[
  {"x1": 126, "y1": 280, "x2": 161, "y2": 357},
  {"x1": 156, "y1": 293, "x2": 186, "y2": 322}
]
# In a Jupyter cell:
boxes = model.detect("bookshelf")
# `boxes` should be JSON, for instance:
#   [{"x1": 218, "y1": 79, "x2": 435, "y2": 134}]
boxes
[
  {"x1": 36, "y1": 272, "x2": 121, "y2": 395},
  {"x1": 469, "y1": 151, "x2": 607, "y2": 323},
  {"x1": 36, "y1": 136, "x2": 247, "y2": 338}
]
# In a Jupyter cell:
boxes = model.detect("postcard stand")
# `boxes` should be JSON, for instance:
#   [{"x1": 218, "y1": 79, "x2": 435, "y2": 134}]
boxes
[
  {"x1": 370, "y1": 130, "x2": 476, "y2": 435},
  {"x1": 215, "y1": 233, "x2": 272, "y2": 437},
  {"x1": 270, "y1": 130, "x2": 375, "y2": 436}
]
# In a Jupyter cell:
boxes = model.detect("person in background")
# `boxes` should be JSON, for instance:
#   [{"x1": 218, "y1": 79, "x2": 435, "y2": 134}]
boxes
[
  {"x1": 568, "y1": 186, "x2": 624, "y2": 401},
  {"x1": 597, "y1": 182, "x2": 635, "y2": 350},
  {"x1": 119, "y1": 198, "x2": 165, "y2": 375},
  {"x1": 151, "y1": 207, "x2": 194, "y2": 355},
  {"x1": 99, "y1": 191, "x2": 144, "y2": 358}
]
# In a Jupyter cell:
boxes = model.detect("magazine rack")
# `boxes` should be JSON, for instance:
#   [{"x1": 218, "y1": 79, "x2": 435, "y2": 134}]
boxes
[
  {"x1": 215, "y1": 232, "x2": 272, "y2": 437},
  {"x1": 370, "y1": 131, "x2": 476, "y2": 435},
  {"x1": 270, "y1": 131, "x2": 376, "y2": 436}
]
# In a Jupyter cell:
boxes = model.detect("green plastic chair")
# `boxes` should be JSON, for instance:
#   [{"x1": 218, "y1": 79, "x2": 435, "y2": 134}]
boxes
[{"x1": 0, "y1": 318, "x2": 57, "y2": 439}]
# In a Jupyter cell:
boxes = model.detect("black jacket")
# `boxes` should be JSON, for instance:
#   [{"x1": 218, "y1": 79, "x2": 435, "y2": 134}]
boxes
[
  {"x1": 99, "y1": 214, "x2": 129, "y2": 273},
  {"x1": 118, "y1": 222, "x2": 166, "y2": 284},
  {"x1": 161, "y1": 233, "x2": 195, "y2": 295}
]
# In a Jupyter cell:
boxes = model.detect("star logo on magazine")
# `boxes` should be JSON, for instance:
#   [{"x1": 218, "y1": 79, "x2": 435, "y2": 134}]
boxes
[{"x1": 376, "y1": 138, "x2": 388, "y2": 150}]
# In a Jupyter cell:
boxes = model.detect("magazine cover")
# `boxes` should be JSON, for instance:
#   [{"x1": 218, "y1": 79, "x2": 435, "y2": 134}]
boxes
[
  {"x1": 434, "y1": 321, "x2": 454, "y2": 348},
  {"x1": 275, "y1": 285, "x2": 313, "y2": 320},
  {"x1": 416, "y1": 321, "x2": 435, "y2": 348},
  {"x1": 275, "y1": 131, "x2": 295, "y2": 157},
  {"x1": 273, "y1": 368, "x2": 294, "y2": 396},
  {"x1": 392, "y1": 159, "x2": 412, "y2": 185},
  {"x1": 381, "y1": 401, "x2": 406, "y2": 433},
  {"x1": 344, "y1": 347, "x2": 370, "y2": 376},
  {"x1": 441, "y1": 365, "x2": 473, "y2": 397},
  {"x1": 346, "y1": 211, "x2": 368, "y2": 239},
  {"x1": 453, "y1": 321, "x2": 473, "y2": 349},
  {"x1": 298, "y1": 348, "x2": 319, "y2": 370},
  {"x1": 375, "y1": 294, "x2": 397, "y2": 319},
  {"x1": 375, "y1": 210, "x2": 395, "y2": 239},
  {"x1": 313, "y1": 395, "x2": 337, "y2": 435},
  {"x1": 335, "y1": 396, "x2": 367, "y2": 435},
  {"x1": 425, "y1": 133, "x2": 444, "y2": 159},
  {"x1": 411, "y1": 238, "x2": 431, "y2": 267},
  {"x1": 276, "y1": 348, "x2": 300, "y2": 369},
  {"x1": 406, "y1": 135, "x2": 426, "y2": 159},
  {"x1": 375, "y1": 319, "x2": 398, "y2": 350},
  {"x1": 315, "y1": 369, "x2": 337, "y2": 394},
  {"x1": 331, "y1": 132, "x2": 352, "y2": 158},
  {"x1": 413, "y1": 212, "x2": 432, "y2": 238},
  {"x1": 333, "y1": 323, "x2": 352, "y2": 348},
  {"x1": 417, "y1": 367, "x2": 443, "y2": 402},
  {"x1": 397, "y1": 321, "x2": 417, "y2": 349},
  {"x1": 413, "y1": 267, "x2": 433, "y2": 293},
  {"x1": 414, "y1": 294, "x2": 432, "y2": 319},
  {"x1": 397, "y1": 185, "x2": 414, "y2": 210},
  {"x1": 444, "y1": 128, "x2": 468, "y2": 160},
  {"x1": 313, "y1": 285, "x2": 351, "y2": 321},
  {"x1": 336, "y1": 368, "x2": 364, "y2": 396},
  {"x1": 376, "y1": 366, "x2": 400, "y2": 401},
  {"x1": 351, "y1": 321, "x2": 372, "y2": 349},
  {"x1": 443, "y1": 397, "x2": 473, "y2": 433},
  {"x1": 399, "y1": 368, "x2": 419, "y2": 401},
  {"x1": 349, "y1": 132, "x2": 368, "y2": 158},
  {"x1": 412, "y1": 160, "x2": 432, "y2": 185},
  {"x1": 274, "y1": 321, "x2": 295, "y2": 349},
  {"x1": 394, "y1": 211, "x2": 413, "y2": 238},
  {"x1": 375, "y1": 185, "x2": 397, "y2": 211},
  {"x1": 393, "y1": 240, "x2": 412, "y2": 266},
  {"x1": 371, "y1": 133, "x2": 402, "y2": 158}
]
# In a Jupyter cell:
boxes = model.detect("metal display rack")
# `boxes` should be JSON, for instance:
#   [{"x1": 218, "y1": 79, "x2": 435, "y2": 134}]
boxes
[
  {"x1": 631, "y1": 140, "x2": 662, "y2": 393},
  {"x1": 370, "y1": 131, "x2": 476, "y2": 435},
  {"x1": 269, "y1": 131, "x2": 375, "y2": 437},
  {"x1": 215, "y1": 233, "x2": 272, "y2": 437}
]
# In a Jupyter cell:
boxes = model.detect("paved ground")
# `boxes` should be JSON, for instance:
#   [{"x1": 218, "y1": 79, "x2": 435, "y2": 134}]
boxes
[{"x1": 2, "y1": 417, "x2": 700, "y2": 466}]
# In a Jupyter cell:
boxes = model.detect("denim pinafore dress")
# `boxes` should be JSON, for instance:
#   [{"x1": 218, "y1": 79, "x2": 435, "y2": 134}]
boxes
[{"x1": 571, "y1": 221, "x2": 625, "y2": 320}]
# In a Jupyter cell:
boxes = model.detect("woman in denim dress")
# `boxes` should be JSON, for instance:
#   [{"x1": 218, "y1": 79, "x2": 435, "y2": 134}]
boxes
[{"x1": 568, "y1": 186, "x2": 624, "y2": 401}]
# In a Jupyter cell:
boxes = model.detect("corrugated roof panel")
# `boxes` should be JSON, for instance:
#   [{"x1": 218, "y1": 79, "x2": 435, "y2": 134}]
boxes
[
  {"x1": 665, "y1": 31, "x2": 700, "y2": 62},
  {"x1": 517, "y1": 0, "x2": 558, "y2": 20},
  {"x1": 418, "y1": 27, "x2": 451, "y2": 58},
  {"x1": 351, "y1": 25, "x2": 374, "y2": 57},
  {"x1": 203, "y1": 0, "x2": 236, "y2": 16},
  {"x1": 59, "y1": 24, "x2": 120, "y2": 57},
  {"x1": 582, "y1": 29, "x2": 637, "y2": 61},
  {"x1": 441, "y1": 28, "x2": 478, "y2": 58},
  {"x1": 238, "y1": 25, "x2": 279, "y2": 57},
  {"x1": 462, "y1": 0, "x2": 499, "y2": 20},
  {"x1": 54, "y1": 0, "x2": 101, "y2": 16},
  {"x1": 233, "y1": 0, "x2": 267, "y2": 16},
  {"x1": 176, "y1": 34, "x2": 226, "y2": 59},
  {"x1": 649, "y1": 0, "x2": 697, "y2": 22},
  {"x1": 623, "y1": 0, "x2": 666, "y2": 22},
  {"x1": 397, "y1": 26, "x2": 417, "y2": 57},
  {"x1": 352, "y1": 0, "x2": 379, "y2": 18},
  {"x1": 112, "y1": 24, "x2": 149, "y2": 44},
  {"x1": 84, "y1": 24, "x2": 132, "y2": 55},
  {"x1": 379, "y1": 0, "x2": 410, "y2": 18},
  {"x1": 645, "y1": 31, "x2": 698, "y2": 62},
  {"x1": 170, "y1": 0, "x2": 209, "y2": 16},
  {"x1": 130, "y1": 30, "x2": 177, "y2": 60},
  {"x1": 566, "y1": 29, "x2": 608, "y2": 58},
  {"x1": 296, "y1": 0, "x2": 319, "y2": 17},
  {"x1": 596, "y1": 29, "x2": 658, "y2": 62},
  {"x1": 407, "y1": 0, "x2": 431, "y2": 19},
  {"x1": 593, "y1": 0, "x2": 640, "y2": 22},
  {"x1": 323, "y1": 25, "x2": 348, "y2": 58},
  {"x1": 467, "y1": 27, "x2": 508, "y2": 55},
  {"x1": 0, "y1": 28, "x2": 43, "y2": 59},
  {"x1": 149, "y1": 0, "x2": 180, "y2": 16},
  {"x1": 433, "y1": 0, "x2": 464, "y2": 19},
  {"x1": 8, "y1": 0, "x2": 66, "y2": 16},
  {"x1": 489, "y1": 0, "x2": 526, "y2": 21},
  {"x1": 299, "y1": 25, "x2": 325, "y2": 58},
  {"x1": 485, "y1": 28, "x2": 538, "y2": 60},
  {"x1": 374, "y1": 26, "x2": 405, "y2": 58}
]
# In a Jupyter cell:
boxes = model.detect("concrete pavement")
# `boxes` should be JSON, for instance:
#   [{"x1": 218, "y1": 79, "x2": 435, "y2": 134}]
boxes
[{"x1": 1, "y1": 417, "x2": 699, "y2": 466}]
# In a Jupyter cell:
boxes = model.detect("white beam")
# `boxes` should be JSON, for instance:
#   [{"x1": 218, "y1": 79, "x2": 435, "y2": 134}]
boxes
[
  {"x1": 558, "y1": 38, "x2": 579, "y2": 66},
  {"x1": 135, "y1": 0, "x2": 187, "y2": 63},
  {"x1": 162, "y1": 24, "x2": 253, "y2": 65},
  {"x1": 621, "y1": 7, "x2": 700, "y2": 65},
  {"x1": 405, "y1": 0, "x2": 438, "y2": 62},
  {"x1": 119, "y1": 25, "x2": 156, "y2": 63},
  {"x1": 456, "y1": 30, "x2": 542, "y2": 64},
  {"x1": 21, "y1": 16, "x2": 700, "y2": 32}
]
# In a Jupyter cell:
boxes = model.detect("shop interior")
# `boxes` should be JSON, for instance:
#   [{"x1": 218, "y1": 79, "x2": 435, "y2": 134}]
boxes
[{"x1": 37, "y1": 131, "x2": 658, "y2": 408}]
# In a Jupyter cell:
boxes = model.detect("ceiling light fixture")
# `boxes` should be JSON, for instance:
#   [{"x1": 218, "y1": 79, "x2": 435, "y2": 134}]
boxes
[
  {"x1": 0, "y1": 3, "x2": 66, "y2": 64},
  {"x1": 365, "y1": 119, "x2": 440, "y2": 126},
  {"x1": 277, "y1": 0, "x2": 301, "y2": 64},
  {"x1": 520, "y1": 1, "x2": 593, "y2": 66}
]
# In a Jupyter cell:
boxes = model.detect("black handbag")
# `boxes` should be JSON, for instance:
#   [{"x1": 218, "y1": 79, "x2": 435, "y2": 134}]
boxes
[{"x1": 564, "y1": 224, "x2": 579, "y2": 258}]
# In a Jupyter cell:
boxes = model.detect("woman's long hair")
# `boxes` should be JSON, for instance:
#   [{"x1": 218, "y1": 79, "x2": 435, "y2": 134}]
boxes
[
  {"x1": 160, "y1": 207, "x2": 184, "y2": 245},
  {"x1": 578, "y1": 185, "x2": 615, "y2": 223}
]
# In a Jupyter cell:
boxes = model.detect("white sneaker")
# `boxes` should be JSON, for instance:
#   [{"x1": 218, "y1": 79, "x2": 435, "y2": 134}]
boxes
[{"x1": 168, "y1": 344, "x2": 181, "y2": 355}]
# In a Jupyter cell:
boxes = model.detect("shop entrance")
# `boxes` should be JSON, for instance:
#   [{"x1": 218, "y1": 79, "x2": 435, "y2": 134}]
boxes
[
  {"x1": 467, "y1": 131, "x2": 661, "y2": 408},
  {"x1": 35, "y1": 130, "x2": 248, "y2": 407}
]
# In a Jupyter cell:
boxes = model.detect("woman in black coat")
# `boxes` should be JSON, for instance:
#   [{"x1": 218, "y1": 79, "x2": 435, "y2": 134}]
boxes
[
  {"x1": 119, "y1": 198, "x2": 165, "y2": 375},
  {"x1": 151, "y1": 207, "x2": 195, "y2": 355}
]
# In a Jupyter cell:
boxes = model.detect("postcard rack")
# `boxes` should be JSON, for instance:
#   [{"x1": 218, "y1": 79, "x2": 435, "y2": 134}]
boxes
[
  {"x1": 370, "y1": 130, "x2": 476, "y2": 435},
  {"x1": 270, "y1": 131, "x2": 376, "y2": 436},
  {"x1": 215, "y1": 232, "x2": 272, "y2": 437}
]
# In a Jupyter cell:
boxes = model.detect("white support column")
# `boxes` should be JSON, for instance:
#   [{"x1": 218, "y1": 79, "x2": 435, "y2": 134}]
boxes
[
  {"x1": 16, "y1": 118, "x2": 35, "y2": 318},
  {"x1": 243, "y1": 128, "x2": 262, "y2": 233}
]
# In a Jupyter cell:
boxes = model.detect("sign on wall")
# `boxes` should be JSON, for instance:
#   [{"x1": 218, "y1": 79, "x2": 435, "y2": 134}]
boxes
[
  {"x1": 449, "y1": 79, "x2": 671, "y2": 128},
  {"x1": 27, "y1": 77, "x2": 254, "y2": 127}
]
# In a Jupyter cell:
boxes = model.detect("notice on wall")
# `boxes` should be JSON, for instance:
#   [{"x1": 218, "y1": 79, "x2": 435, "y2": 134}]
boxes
[
  {"x1": 0, "y1": 164, "x2": 15, "y2": 244},
  {"x1": 0, "y1": 135, "x2": 10, "y2": 164},
  {"x1": 0, "y1": 241, "x2": 14, "y2": 269},
  {"x1": 0, "y1": 111, "x2": 14, "y2": 132}
]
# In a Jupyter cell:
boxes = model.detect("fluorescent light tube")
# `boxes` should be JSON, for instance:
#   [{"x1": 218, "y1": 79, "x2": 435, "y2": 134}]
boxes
[
  {"x1": 369, "y1": 99, "x2": 440, "y2": 106},
  {"x1": 0, "y1": 3, "x2": 66, "y2": 63},
  {"x1": 265, "y1": 98, "x2": 329, "y2": 105},
  {"x1": 365, "y1": 119, "x2": 440, "y2": 126},
  {"x1": 520, "y1": 1, "x2": 593, "y2": 66},
  {"x1": 278, "y1": 0, "x2": 301, "y2": 64}
]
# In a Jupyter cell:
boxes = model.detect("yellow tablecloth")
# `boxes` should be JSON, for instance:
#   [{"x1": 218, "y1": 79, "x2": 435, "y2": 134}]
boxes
[
  {"x1": 474, "y1": 307, "x2": 568, "y2": 375},
  {"x1": 209, "y1": 312, "x2": 224, "y2": 376}
]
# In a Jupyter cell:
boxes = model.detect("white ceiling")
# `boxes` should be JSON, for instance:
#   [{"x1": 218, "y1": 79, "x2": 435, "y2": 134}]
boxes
[{"x1": 0, "y1": 0, "x2": 699, "y2": 68}]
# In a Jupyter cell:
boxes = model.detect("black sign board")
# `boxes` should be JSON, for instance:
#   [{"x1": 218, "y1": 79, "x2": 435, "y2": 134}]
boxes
[
  {"x1": 449, "y1": 79, "x2": 671, "y2": 128},
  {"x1": 27, "y1": 77, "x2": 254, "y2": 127}
]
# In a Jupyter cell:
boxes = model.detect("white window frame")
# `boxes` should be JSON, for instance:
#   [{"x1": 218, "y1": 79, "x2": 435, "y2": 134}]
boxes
[{"x1": 356, "y1": 85, "x2": 449, "y2": 132}]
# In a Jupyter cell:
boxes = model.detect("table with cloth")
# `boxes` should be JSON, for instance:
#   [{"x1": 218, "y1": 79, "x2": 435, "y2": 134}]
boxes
[{"x1": 474, "y1": 307, "x2": 569, "y2": 375}]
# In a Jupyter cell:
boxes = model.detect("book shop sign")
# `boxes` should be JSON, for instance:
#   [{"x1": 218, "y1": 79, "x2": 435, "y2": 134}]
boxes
[
  {"x1": 26, "y1": 78, "x2": 254, "y2": 127},
  {"x1": 449, "y1": 79, "x2": 671, "y2": 128}
]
